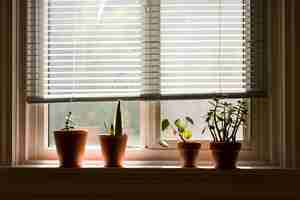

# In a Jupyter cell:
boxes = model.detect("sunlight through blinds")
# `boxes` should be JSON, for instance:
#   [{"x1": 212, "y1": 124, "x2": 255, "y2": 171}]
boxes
[
  {"x1": 26, "y1": 0, "x2": 145, "y2": 102},
  {"x1": 160, "y1": 0, "x2": 265, "y2": 99},
  {"x1": 26, "y1": 0, "x2": 266, "y2": 103}
]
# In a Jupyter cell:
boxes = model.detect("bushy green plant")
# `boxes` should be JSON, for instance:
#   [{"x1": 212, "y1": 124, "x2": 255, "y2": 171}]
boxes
[
  {"x1": 160, "y1": 117, "x2": 194, "y2": 146},
  {"x1": 104, "y1": 101, "x2": 123, "y2": 136},
  {"x1": 63, "y1": 112, "x2": 76, "y2": 131},
  {"x1": 202, "y1": 98, "x2": 248, "y2": 143}
]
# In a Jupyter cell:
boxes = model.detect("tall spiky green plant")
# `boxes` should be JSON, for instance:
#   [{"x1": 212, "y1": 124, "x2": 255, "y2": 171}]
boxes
[{"x1": 114, "y1": 100, "x2": 123, "y2": 136}]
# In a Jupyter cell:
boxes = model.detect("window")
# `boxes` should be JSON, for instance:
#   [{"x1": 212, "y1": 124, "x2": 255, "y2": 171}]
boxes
[
  {"x1": 161, "y1": 100, "x2": 244, "y2": 141},
  {"x1": 48, "y1": 102, "x2": 141, "y2": 148},
  {"x1": 25, "y1": 0, "x2": 265, "y2": 161}
]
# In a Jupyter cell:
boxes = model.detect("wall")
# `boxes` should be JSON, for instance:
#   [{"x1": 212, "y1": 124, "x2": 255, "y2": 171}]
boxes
[
  {"x1": 0, "y1": 0, "x2": 299, "y2": 199},
  {"x1": 0, "y1": 0, "x2": 12, "y2": 165},
  {"x1": 294, "y1": 0, "x2": 300, "y2": 167},
  {"x1": 0, "y1": 168, "x2": 299, "y2": 200}
]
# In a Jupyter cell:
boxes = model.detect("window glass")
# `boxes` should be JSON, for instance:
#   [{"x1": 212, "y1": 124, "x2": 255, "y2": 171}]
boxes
[
  {"x1": 48, "y1": 102, "x2": 140, "y2": 148},
  {"x1": 160, "y1": 100, "x2": 244, "y2": 141}
]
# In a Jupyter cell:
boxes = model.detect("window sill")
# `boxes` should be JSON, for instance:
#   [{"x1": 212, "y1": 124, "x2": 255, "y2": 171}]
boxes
[{"x1": 4, "y1": 160, "x2": 278, "y2": 169}]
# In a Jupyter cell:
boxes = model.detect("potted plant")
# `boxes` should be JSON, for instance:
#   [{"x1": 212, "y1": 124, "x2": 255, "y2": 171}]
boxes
[
  {"x1": 98, "y1": 101, "x2": 128, "y2": 167},
  {"x1": 54, "y1": 112, "x2": 88, "y2": 168},
  {"x1": 161, "y1": 117, "x2": 201, "y2": 168},
  {"x1": 202, "y1": 98, "x2": 248, "y2": 170}
]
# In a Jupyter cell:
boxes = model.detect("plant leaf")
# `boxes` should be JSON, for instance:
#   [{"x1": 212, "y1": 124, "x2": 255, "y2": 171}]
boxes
[
  {"x1": 205, "y1": 117, "x2": 210, "y2": 122},
  {"x1": 104, "y1": 121, "x2": 108, "y2": 130},
  {"x1": 159, "y1": 139, "x2": 169, "y2": 147},
  {"x1": 181, "y1": 129, "x2": 192, "y2": 140},
  {"x1": 161, "y1": 119, "x2": 170, "y2": 131},
  {"x1": 114, "y1": 100, "x2": 123, "y2": 136},
  {"x1": 208, "y1": 101, "x2": 216, "y2": 107},
  {"x1": 175, "y1": 119, "x2": 185, "y2": 129},
  {"x1": 185, "y1": 116, "x2": 194, "y2": 125},
  {"x1": 109, "y1": 124, "x2": 114, "y2": 135},
  {"x1": 64, "y1": 112, "x2": 76, "y2": 130},
  {"x1": 177, "y1": 127, "x2": 184, "y2": 133},
  {"x1": 217, "y1": 115, "x2": 223, "y2": 121},
  {"x1": 201, "y1": 127, "x2": 207, "y2": 135}
]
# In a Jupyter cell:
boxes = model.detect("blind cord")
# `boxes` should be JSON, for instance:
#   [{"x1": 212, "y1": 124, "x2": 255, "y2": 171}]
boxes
[
  {"x1": 218, "y1": 0, "x2": 223, "y2": 94},
  {"x1": 70, "y1": 11, "x2": 77, "y2": 110},
  {"x1": 97, "y1": 0, "x2": 107, "y2": 22}
]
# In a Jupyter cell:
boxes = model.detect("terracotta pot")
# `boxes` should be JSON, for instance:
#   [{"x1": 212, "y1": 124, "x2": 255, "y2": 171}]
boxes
[
  {"x1": 210, "y1": 142, "x2": 242, "y2": 170},
  {"x1": 98, "y1": 134, "x2": 128, "y2": 167},
  {"x1": 54, "y1": 129, "x2": 88, "y2": 168},
  {"x1": 177, "y1": 142, "x2": 201, "y2": 168}
]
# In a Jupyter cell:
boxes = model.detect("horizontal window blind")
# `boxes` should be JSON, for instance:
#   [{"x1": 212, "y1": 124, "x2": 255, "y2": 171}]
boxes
[
  {"x1": 159, "y1": 0, "x2": 265, "y2": 99},
  {"x1": 26, "y1": 0, "x2": 266, "y2": 103},
  {"x1": 26, "y1": 0, "x2": 145, "y2": 102}
]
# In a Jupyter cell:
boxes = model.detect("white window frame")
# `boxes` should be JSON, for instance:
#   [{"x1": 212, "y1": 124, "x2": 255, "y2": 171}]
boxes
[{"x1": 7, "y1": 0, "x2": 292, "y2": 167}]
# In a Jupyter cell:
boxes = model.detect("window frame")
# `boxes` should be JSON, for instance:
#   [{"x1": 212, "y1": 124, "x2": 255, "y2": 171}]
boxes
[
  {"x1": 26, "y1": 0, "x2": 258, "y2": 164},
  {"x1": 9, "y1": 0, "x2": 288, "y2": 167}
]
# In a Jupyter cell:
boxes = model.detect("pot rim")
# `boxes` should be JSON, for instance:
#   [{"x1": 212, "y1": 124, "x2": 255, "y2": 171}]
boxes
[
  {"x1": 177, "y1": 141, "x2": 201, "y2": 149},
  {"x1": 54, "y1": 129, "x2": 88, "y2": 134},
  {"x1": 177, "y1": 141, "x2": 201, "y2": 144},
  {"x1": 209, "y1": 141, "x2": 242, "y2": 150},
  {"x1": 210, "y1": 141, "x2": 242, "y2": 144},
  {"x1": 97, "y1": 134, "x2": 128, "y2": 138}
]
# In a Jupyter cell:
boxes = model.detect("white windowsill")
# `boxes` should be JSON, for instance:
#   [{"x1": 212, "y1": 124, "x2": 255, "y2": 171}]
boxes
[{"x1": 2, "y1": 160, "x2": 279, "y2": 170}]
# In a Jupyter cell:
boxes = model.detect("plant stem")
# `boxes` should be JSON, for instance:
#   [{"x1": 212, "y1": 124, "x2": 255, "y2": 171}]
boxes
[
  {"x1": 225, "y1": 111, "x2": 233, "y2": 140},
  {"x1": 223, "y1": 104, "x2": 226, "y2": 140},
  {"x1": 229, "y1": 106, "x2": 241, "y2": 142},
  {"x1": 225, "y1": 122, "x2": 233, "y2": 142},
  {"x1": 208, "y1": 126, "x2": 217, "y2": 142},
  {"x1": 232, "y1": 115, "x2": 243, "y2": 143},
  {"x1": 213, "y1": 106, "x2": 222, "y2": 142},
  {"x1": 208, "y1": 120, "x2": 218, "y2": 142},
  {"x1": 179, "y1": 133, "x2": 186, "y2": 143},
  {"x1": 169, "y1": 124, "x2": 186, "y2": 143}
]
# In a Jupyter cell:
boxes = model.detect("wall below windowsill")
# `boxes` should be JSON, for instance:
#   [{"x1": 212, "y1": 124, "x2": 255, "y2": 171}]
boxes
[{"x1": 0, "y1": 164, "x2": 299, "y2": 199}]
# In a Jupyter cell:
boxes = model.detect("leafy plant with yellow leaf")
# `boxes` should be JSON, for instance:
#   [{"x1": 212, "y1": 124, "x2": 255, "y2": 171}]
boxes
[{"x1": 160, "y1": 117, "x2": 194, "y2": 147}]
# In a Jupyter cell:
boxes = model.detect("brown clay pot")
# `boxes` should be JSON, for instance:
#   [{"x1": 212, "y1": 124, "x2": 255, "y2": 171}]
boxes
[
  {"x1": 54, "y1": 129, "x2": 88, "y2": 168},
  {"x1": 177, "y1": 142, "x2": 201, "y2": 168},
  {"x1": 98, "y1": 134, "x2": 128, "y2": 167},
  {"x1": 210, "y1": 142, "x2": 242, "y2": 170}
]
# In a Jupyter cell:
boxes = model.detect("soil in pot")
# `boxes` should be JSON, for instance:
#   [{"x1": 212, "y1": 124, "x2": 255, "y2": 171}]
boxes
[
  {"x1": 177, "y1": 142, "x2": 201, "y2": 168},
  {"x1": 54, "y1": 129, "x2": 88, "y2": 168},
  {"x1": 98, "y1": 134, "x2": 128, "y2": 167},
  {"x1": 210, "y1": 142, "x2": 242, "y2": 170}
]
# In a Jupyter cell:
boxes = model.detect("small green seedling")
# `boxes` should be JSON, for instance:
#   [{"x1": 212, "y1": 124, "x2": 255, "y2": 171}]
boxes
[{"x1": 63, "y1": 112, "x2": 76, "y2": 131}]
